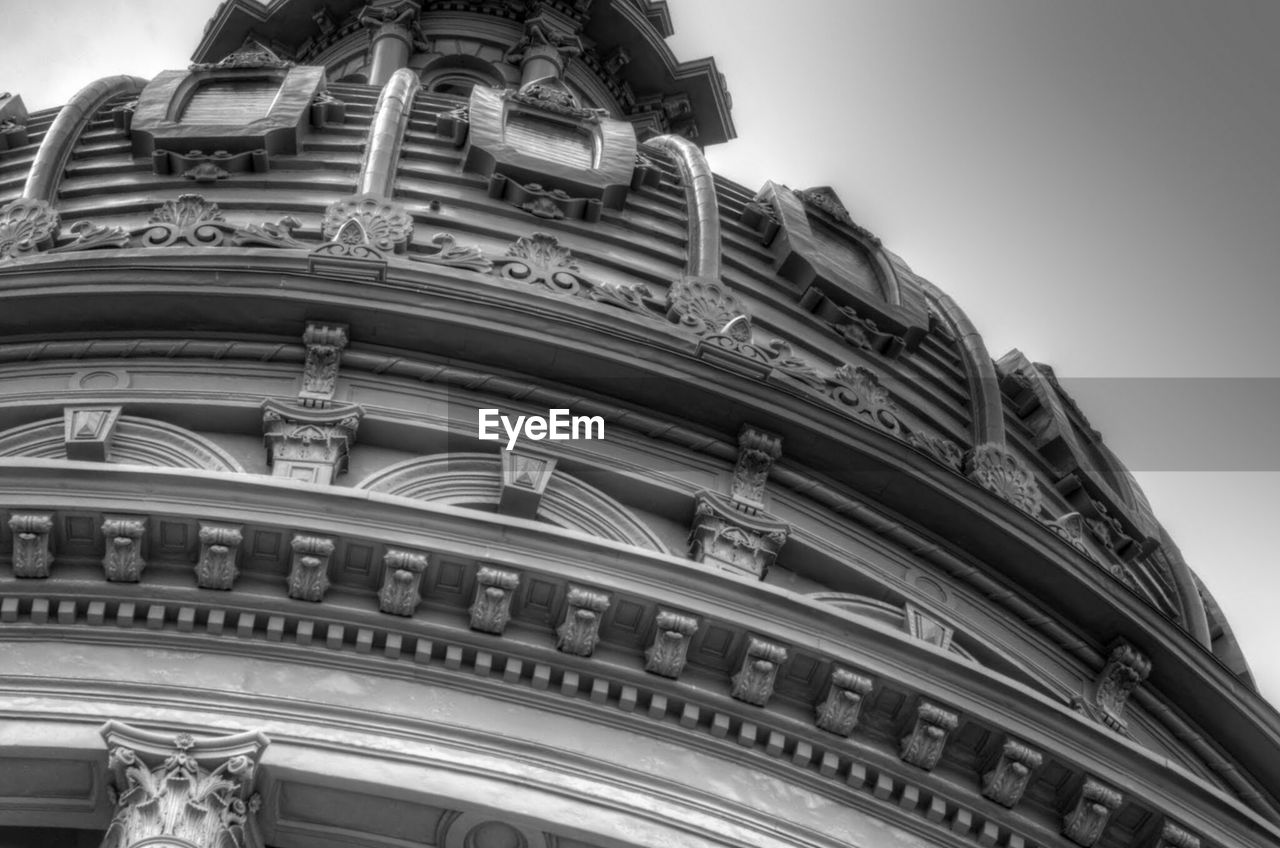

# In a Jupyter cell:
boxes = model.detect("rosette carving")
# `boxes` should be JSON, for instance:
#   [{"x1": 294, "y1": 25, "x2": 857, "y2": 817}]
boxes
[
  {"x1": 666, "y1": 276, "x2": 750, "y2": 337},
  {"x1": 321, "y1": 195, "x2": 414, "y2": 254},
  {"x1": 965, "y1": 443, "x2": 1044, "y2": 515}
]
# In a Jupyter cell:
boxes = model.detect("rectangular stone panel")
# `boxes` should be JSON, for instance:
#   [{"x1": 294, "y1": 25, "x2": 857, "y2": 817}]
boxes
[{"x1": 276, "y1": 780, "x2": 447, "y2": 843}]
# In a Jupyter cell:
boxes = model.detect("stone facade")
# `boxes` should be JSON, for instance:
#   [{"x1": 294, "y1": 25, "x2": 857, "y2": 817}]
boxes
[{"x1": 0, "y1": 2, "x2": 1276, "y2": 848}]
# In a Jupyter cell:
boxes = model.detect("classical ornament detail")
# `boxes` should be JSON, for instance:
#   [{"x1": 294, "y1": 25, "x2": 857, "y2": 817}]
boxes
[
  {"x1": 731, "y1": 425, "x2": 782, "y2": 506},
  {"x1": 320, "y1": 195, "x2": 414, "y2": 255},
  {"x1": 195, "y1": 523, "x2": 244, "y2": 590},
  {"x1": 378, "y1": 548, "x2": 428, "y2": 616},
  {"x1": 827, "y1": 365, "x2": 903, "y2": 436},
  {"x1": 1062, "y1": 778, "x2": 1123, "y2": 847},
  {"x1": 666, "y1": 276, "x2": 750, "y2": 336},
  {"x1": 509, "y1": 81, "x2": 598, "y2": 121},
  {"x1": 903, "y1": 603, "x2": 955, "y2": 650},
  {"x1": 899, "y1": 700, "x2": 959, "y2": 770},
  {"x1": 490, "y1": 175, "x2": 603, "y2": 223},
  {"x1": 436, "y1": 104, "x2": 469, "y2": 145},
  {"x1": 287, "y1": 534, "x2": 335, "y2": 602},
  {"x1": 794, "y1": 186, "x2": 881, "y2": 245},
  {"x1": 556, "y1": 586, "x2": 610, "y2": 657},
  {"x1": 814, "y1": 667, "x2": 875, "y2": 737},
  {"x1": 310, "y1": 90, "x2": 347, "y2": 127},
  {"x1": 64, "y1": 405, "x2": 123, "y2": 461},
  {"x1": 229, "y1": 216, "x2": 306, "y2": 249},
  {"x1": 495, "y1": 233, "x2": 588, "y2": 292},
  {"x1": 0, "y1": 198, "x2": 60, "y2": 260},
  {"x1": 402, "y1": 232, "x2": 489, "y2": 273},
  {"x1": 498, "y1": 452, "x2": 556, "y2": 518},
  {"x1": 470, "y1": 567, "x2": 519, "y2": 634},
  {"x1": 143, "y1": 194, "x2": 228, "y2": 246},
  {"x1": 100, "y1": 721, "x2": 268, "y2": 848},
  {"x1": 906, "y1": 429, "x2": 964, "y2": 471},
  {"x1": 828, "y1": 306, "x2": 905, "y2": 356},
  {"x1": 152, "y1": 148, "x2": 270, "y2": 181},
  {"x1": 1092, "y1": 641, "x2": 1151, "y2": 730},
  {"x1": 101, "y1": 519, "x2": 147, "y2": 583},
  {"x1": 689, "y1": 490, "x2": 791, "y2": 580},
  {"x1": 191, "y1": 40, "x2": 294, "y2": 71},
  {"x1": 261, "y1": 399, "x2": 363, "y2": 484},
  {"x1": 981, "y1": 738, "x2": 1044, "y2": 808},
  {"x1": 300, "y1": 323, "x2": 348, "y2": 406},
  {"x1": 49, "y1": 220, "x2": 131, "y2": 253},
  {"x1": 1048, "y1": 511, "x2": 1092, "y2": 555},
  {"x1": 644, "y1": 609, "x2": 699, "y2": 678},
  {"x1": 1155, "y1": 821, "x2": 1200, "y2": 848},
  {"x1": 9, "y1": 513, "x2": 54, "y2": 578},
  {"x1": 731, "y1": 637, "x2": 788, "y2": 706},
  {"x1": 965, "y1": 443, "x2": 1044, "y2": 515}
]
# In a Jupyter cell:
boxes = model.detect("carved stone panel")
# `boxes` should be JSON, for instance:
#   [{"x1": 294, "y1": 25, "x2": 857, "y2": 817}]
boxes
[
  {"x1": 100, "y1": 720, "x2": 268, "y2": 848},
  {"x1": 644, "y1": 609, "x2": 699, "y2": 678},
  {"x1": 1062, "y1": 778, "x2": 1123, "y2": 847},
  {"x1": 101, "y1": 518, "x2": 147, "y2": 583},
  {"x1": 814, "y1": 667, "x2": 875, "y2": 737},
  {"x1": 299, "y1": 323, "x2": 349, "y2": 406},
  {"x1": 195, "y1": 522, "x2": 244, "y2": 590},
  {"x1": 63, "y1": 405, "x2": 123, "y2": 461},
  {"x1": 731, "y1": 425, "x2": 782, "y2": 507},
  {"x1": 899, "y1": 700, "x2": 959, "y2": 770},
  {"x1": 688, "y1": 490, "x2": 790, "y2": 580},
  {"x1": 981, "y1": 738, "x2": 1044, "y2": 808},
  {"x1": 731, "y1": 637, "x2": 788, "y2": 707},
  {"x1": 378, "y1": 548, "x2": 428, "y2": 617},
  {"x1": 9, "y1": 513, "x2": 54, "y2": 578},
  {"x1": 470, "y1": 566, "x2": 519, "y2": 634},
  {"x1": 287, "y1": 534, "x2": 335, "y2": 602},
  {"x1": 556, "y1": 585, "x2": 610, "y2": 657}
]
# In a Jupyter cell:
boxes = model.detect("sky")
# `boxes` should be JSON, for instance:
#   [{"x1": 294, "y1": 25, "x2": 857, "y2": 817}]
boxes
[{"x1": 2, "y1": 1, "x2": 1278, "y2": 705}]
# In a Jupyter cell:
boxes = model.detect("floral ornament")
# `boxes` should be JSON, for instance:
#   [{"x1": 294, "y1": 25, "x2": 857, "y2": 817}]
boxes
[
  {"x1": 0, "y1": 198, "x2": 60, "y2": 260},
  {"x1": 321, "y1": 195, "x2": 414, "y2": 254},
  {"x1": 495, "y1": 232, "x2": 587, "y2": 292},
  {"x1": 666, "y1": 276, "x2": 751, "y2": 337},
  {"x1": 965, "y1": 443, "x2": 1044, "y2": 515},
  {"x1": 827, "y1": 364, "x2": 903, "y2": 436},
  {"x1": 141, "y1": 194, "x2": 227, "y2": 246}
]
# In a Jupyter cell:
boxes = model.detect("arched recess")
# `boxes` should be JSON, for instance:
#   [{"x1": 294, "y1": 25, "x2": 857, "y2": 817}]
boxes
[
  {"x1": 356, "y1": 453, "x2": 668, "y2": 553},
  {"x1": 0, "y1": 415, "x2": 244, "y2": 472}
]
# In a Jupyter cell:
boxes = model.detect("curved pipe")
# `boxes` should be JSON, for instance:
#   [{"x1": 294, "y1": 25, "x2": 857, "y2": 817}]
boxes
[
  {"x1": 919, "y1": 279, "x2": 1005, "y2": 447},
  {"x1": 643, "y1": 134, "x2": 721, "y2": 281},
  {"x1": 1157, "y1": 527, "x2": 1213, "y2": 649},
  {"x1": 355, "y1": 68, "x2": 419, "y2": 198},
  {"x1": 23, "y1": 75, "x2": 148, "y2": 203}
]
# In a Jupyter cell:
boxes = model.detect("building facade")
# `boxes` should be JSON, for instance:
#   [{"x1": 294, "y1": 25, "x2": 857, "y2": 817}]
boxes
[{"x1": 0, "y1": 1, "x2": 1277, "y2": 847}]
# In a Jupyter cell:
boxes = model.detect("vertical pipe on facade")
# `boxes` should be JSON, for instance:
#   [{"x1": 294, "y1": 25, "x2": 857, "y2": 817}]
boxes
[
  {"x1": 22, "y1": 75, "x2": 148, "y2": 203},
  {"x1": 918, "y1": 279, "x2": 1005, "y2": 448},
  {"x1": 643, "y1": 135, "x2": 721, "y2": 281},
  {"x1": 355, "y1": 68, "x2": 419, "y2": 198}
]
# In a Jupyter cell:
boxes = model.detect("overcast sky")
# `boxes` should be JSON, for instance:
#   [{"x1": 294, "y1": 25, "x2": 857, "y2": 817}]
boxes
[{"x1": 3, "y1": 1, "x2": 1278, "y2": 705}]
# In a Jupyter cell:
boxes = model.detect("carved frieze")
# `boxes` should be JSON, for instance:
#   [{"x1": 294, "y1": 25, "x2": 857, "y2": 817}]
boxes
[
  {"x1": 261, "y1": 399, "x2": 363, "y2": 484},
  {"x1": 814, "y1": 667, "x2": 875, "y2": 737},
  {"x1": 689, "y1": 490, "x2": 790, "y2": 580},
  {"x1": 195, "y1": 522, "x2": 244, "y2": 590},
  {"x1": 0, "y1": 198, "x2": 60, "y2": 261},
  {"x1": 287, "y1": 534, "x2": 335, "y2": 602},
  {"x1": 644, "y1": 609, "x2": 699, "y2": 678},
  {"x1": 899, "y1": 700, "x2": 959, "y2": 770},
  {"x1": 1062, "y1": 778, "x2": 1123, "y2": 847},
  {"x1": 1091, "y1": 641, "x2": 1151, "y2": 731},
  {"x1": 101, "y1": 519, "x2": 147, "y2": 583},
  {"x1": 470, "y1": 566, "x2": 519, "y2": 634},
  {"x1": 556, "y1": 585, "x2": 610, "y2": 656},
  {"x1": 981, "y1": 738, "x2": 1044, "y2": 808},
  {"x1": 9, "y1": 513, "x2": 54, "y2": 578},
  {"x1": 300, "y1": 323, "x2": 349, "y2": 406},
  {"x1": 731, "y1": 637, "x2": 788, "y2": 706},
  {"x1": 100, "y1": 720, "x2": 268, "y2": 848},
  {"x1": 731, "y1": 425, "x2": 782, "y2": 506},
  {"x1": 378, "y1": 548, "x2": 428, "y2": 616},
  {"x1": 965, "y1": 443, "x2": 1044, "y2": 516}
]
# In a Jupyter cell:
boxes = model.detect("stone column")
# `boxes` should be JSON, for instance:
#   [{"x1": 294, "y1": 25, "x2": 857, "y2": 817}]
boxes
[
  {"x1": 505, "y1": 17, "x2": 582, "y2": 89},
  {"x1": 359, "y1": 1, "x2": 421, "y2": 87},
  {"x1": 100, "y1": 721, "x2": 269, "y2": 848}
]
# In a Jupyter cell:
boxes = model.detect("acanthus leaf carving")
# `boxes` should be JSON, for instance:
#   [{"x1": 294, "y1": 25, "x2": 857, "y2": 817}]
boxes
[
  {"x1": 1062, "y1": 778, "x2": 1123, "y2": 847},
  {"x1": 101, "y1": 518, "x2": 147, "y2": 583},
  {"x1": 666, "y1": 276, "x2": 750, "y2": 337},
  {"x1": 410, "y1": 232, "x2": 493, "y2": 273},
  {"x1": 731, "y1": 425, "x2": 782, "y2": 506},
  {"x1": 899, "y1": 700, "x2": 959, "y2": 770},
  {"x1": 378, "y1": 548, "x2": 428, "y2": 616},
  {"x1": 470, "y1": 566, "x2": 519, "y2": 634},
  {"x1": 9, "y1": 513, "x2": 54, "y2": 578},
  {"x1": 556, "y1": 585, "x2": 610, "y2": 657},
  {"x1": 287, "y1": 534, "x2": 335, "y2": 602},
  {"x1": 1091, "y1": 641, "x2": 1151, "y2": 730},
  {"x1": 814, "y1": 667, "x2": 875, "y2": 737},
  {"x1": 495, "y1": 232, "x2": 587, "y2": 293},
  {"x1": 142, "y1": 194, "x2": 228, "y2": 246},
  {"x1": 262, "y1": 399, "x2": 363, "y2": 484},
  {"x1": 321, "y1": 195, "x2": 414, "y2": 254},
  {"x1": 906, "y1": 429, "x2": 964, "y2": 472},
  {"x1": 981, "y1": 738, "x2": 1044, "y2": 808},
  {"x1": 195, "y1": 523, "x2": 244, "y2": 590},
  {"x1": 300, "y1": 323, "x2": 349, "y2": 406},
  {"x1": 1155, "y1": 821, "x2": 1200, "y2": 848},
  {"x1": 826, "y1": 364, "x2": 903, "y2": 436},
  {"x1": 0, "y1": 198, "x2": 60, "y2": 260},
  {"x1": 965, "y1": 443, "x2": 1044, "y2": 516},
  {"x1": 731, "y1": 637, "x2": 787, "y2": 707},
  {"x1": 643, "y1": 609, "x2": 699, "y2": 678},
  {"x1": 231, "y1": 216, "x2": 306, "y2": 249},
  {"x1": 689, "y1": 490, "x2": 790, "y2": 580}
]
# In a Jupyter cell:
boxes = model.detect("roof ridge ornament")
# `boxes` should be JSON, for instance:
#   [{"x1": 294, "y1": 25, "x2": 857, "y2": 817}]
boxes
[{"x1": 191, "y1": 37, "x2": 294, "y2": 71}]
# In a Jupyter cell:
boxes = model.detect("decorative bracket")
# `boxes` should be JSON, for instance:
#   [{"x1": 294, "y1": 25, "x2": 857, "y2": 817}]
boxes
[
  {"x1": 63, "y1": 406, "x2": 123, "y2": 462},
  {"x1": 731, "y1": 637, "x2": 787, "y2": 707},
  {"x1": 1087, "y1": 641, "x2": 1151, "y2": 731},
  {"x1": 899, "y1": 700, "x2": 959, "y2": 770},
  {"x1": 299, "y1": 322, "x2": 349, "y2": 407},
  {"x1": 688, "y1": 490, "x2": 791, "y2": 580},
  {"x1": 556, "y1": 585, "x2": 610, "y2": 656},
  {"x1": 262, "y1": 399, "x2": 363, "y2": 484},
  {"x1": 287, "y1": 534, "x2": 335, "y2": 602},
  {"x1": 814, "y1": 667, "x2": 875, "y2": 737},
  {"x1": 9, "y1": 513, "x2": 54, "y2": 578},
  {"x1": 195, "y1": 522, "x2": 244, "y2": 590},
  {"x1": 643, "y1": 609, "x2": 699, "y2": 678},
  {"x1": 731, "y1": 425, "x2": 782, "y2": 507},
  {"x1": 981, "y1": 738, "x2": 1044, "y2": 808},
  {"x1": 470, "y1": 566, "x2": 519, "y2": 634},
  {"x1": 101, "y1": 518, "x2": 147, "y2": 583},
  {"x1": 378, "y1": 548, "x2": 428, "y2": 616},
  {"x1": 1062, "y1": 777, "x2": 1123, "y2": 847}
]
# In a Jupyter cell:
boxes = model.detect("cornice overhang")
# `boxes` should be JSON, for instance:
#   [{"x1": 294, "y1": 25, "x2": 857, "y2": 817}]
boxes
[
  {"x1": 1, "y1": 251, "x2": 1279, "y2": 811},
  {"x1": 192, "y1": 0, "x2": 368, "y2": 65},
  {"x1": 2, "y1": 459, "x2": 1278, "y2": 847}
]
